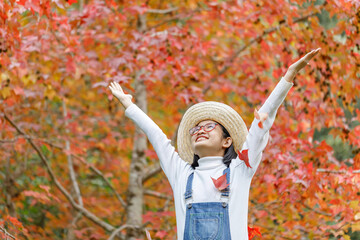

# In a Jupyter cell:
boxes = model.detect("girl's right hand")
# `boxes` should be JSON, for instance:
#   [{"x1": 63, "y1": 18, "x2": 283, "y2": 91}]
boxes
[{"x1": 108, "y1": 81, "x2": 133, "y2": 109}]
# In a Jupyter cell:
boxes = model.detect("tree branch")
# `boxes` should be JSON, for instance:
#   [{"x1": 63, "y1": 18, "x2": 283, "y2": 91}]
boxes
[
  {"x1": 146, "y1": 7, "x2": 178, "y2": 14},
  {"x1": 142, "y1": 165, "x2": 162, "y2": 184},
  {"x1": 63, "y1": 100, "x2": 83, "y2": 207},
  {"x1": 0, "y1": 226, "x2": 16, "y2": 240},
  {"x1": 73, "y1": 155, "x2": 128, "y2": 208},
  {"x1": 108, "y1": 222, "x2": 151, "y2": 240},
  {"x1": 0, "y1": 138, "x2": 18, "y2": 143},
  {"x1": 146, "y1": 8, "x2": 201, "y2": 31},
  {"x1": 300, "y1": 202, "x2": 332, "y2": 217},
  {"x1": 63, "y1": 100, "x2": 84, "y2": 240},
  {"x1": 107, "y1": 224, "x2": 131, "y2": 240},
  {"x1": 316, "y1": 169, "x2": 360, "y2": 174},
  {"x1": 144, "y1": 189, "x2": 172, "y2": 200},
  {"x1": 3, "y1": 112, "x2": 116, "y2": 233}
]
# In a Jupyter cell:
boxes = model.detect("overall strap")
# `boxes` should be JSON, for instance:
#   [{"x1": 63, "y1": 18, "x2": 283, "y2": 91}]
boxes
[
  {"x1": 184, "y1": 172, "x2": 194, "y2": 201},
  {"x1": 221, "y1": 167, "x2": 230, "y2": 198}
]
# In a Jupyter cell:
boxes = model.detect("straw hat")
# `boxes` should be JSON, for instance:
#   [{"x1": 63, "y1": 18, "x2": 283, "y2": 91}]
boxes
[{"x1": 177, "y1": 101, "x2": 248, "y2": 163}]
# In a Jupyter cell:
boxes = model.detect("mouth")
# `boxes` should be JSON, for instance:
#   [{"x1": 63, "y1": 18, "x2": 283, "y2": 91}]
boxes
[{"x1": 196, "y1": 136, "x2": 208, "y2": 142}]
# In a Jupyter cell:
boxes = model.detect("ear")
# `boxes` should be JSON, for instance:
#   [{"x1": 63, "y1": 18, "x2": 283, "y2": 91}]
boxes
[{"x1": 222, "y1": 137, "x2": 232, "y2": 149}]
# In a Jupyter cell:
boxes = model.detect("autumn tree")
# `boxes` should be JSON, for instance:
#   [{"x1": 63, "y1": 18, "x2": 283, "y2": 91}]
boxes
[{"x1": 1, "y1": 0, "x2": 359, "y2": 239}]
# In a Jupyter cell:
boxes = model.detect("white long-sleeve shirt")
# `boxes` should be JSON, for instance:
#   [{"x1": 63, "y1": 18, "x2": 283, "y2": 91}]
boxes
[{"x1": 125, "y1": 77, "x2": 293, "y2": 239}]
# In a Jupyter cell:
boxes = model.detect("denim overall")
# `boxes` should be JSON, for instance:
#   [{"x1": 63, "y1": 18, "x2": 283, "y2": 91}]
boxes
[{"x1": 183, "y1": 167, "x2": 232, "y2": 240}]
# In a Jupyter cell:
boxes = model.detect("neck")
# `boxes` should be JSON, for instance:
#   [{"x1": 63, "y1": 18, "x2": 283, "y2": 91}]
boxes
[
  {"x1": 196, "y1": 148, "x2": 226, "y2": 159},
  {"x1": 196, "y1": 156, "x2": 224, "y2": 169},
  {"x1": 193, "y1": 155, "x2": 225, "y2": 169}
]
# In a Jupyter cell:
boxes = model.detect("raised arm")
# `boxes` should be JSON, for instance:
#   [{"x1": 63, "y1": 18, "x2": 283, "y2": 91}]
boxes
[
  {"x1": 241, "y1": 48, "x2": 321, "y2": 177},
  {"x1": 108, "y1": 82, "x2": 190, "y2": 188}
]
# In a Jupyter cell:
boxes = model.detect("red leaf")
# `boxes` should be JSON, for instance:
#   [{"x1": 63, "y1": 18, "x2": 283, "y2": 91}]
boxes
[
  {"x1": 154, "y1": 230, "x2": 167, "y2": 239},
  {"x1": 211, "y1": 173, "x2": 229, "y2": 191},
  {"x1": 238, "y1": 149, "x2": 252, "y2": 168},
  {"x1": 272, "y1": 68, "x2": 283, "y2": 79},
  {"x1": 254, "y1": 108, "x2": 268, "y2": 129},
  {"x1": 248, "y1": 226, "x2": 262, "y2": 239},
  {"x1": 68, "y1": 0, "x2": 78, "y2": 5},
  {"x1": 0, "y1": 11, "x2": 7, "y2": 21},
  {"x1": 17, "y1": 0, "x2": 27, "y2": 6},
  {"x1": 145, "y1": 149, "x2": 157, "y2": 159},
  {"x1": 13, "y1": 86, "x2": 24, "y2": 95},
  {"x1": 66, "y1": 56, "x2": 76, "y2": 74},
  {"x1": 6, "y1": 216, "x2": 23, "y2": 229}
]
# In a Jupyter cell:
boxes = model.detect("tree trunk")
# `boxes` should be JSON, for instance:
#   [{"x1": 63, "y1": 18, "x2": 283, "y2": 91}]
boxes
[
  {"x1": 125, "y1": 12, "x2": 148, "y2": 239},
  {"x1": 126, "y1": 70, "x2": 148, "y2": 239}
]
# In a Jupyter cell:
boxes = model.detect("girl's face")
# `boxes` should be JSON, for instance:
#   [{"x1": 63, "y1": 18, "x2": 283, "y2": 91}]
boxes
[{"x1": 190, "y1": 120, "x2": 232, "y2": 158}]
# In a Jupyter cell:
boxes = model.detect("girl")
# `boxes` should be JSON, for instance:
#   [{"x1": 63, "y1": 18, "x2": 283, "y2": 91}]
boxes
[{"x1": 109, "y1": 48, "x2": 320, "y2": 239}]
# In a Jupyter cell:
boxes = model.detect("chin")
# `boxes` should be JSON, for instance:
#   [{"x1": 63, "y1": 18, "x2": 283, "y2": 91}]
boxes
[
  {"x1": 194, "y1": 140, "x2": 207, "y2": 148},
  {"x1": 194, "y1": 142, "x2": 211, "y2": 153}
]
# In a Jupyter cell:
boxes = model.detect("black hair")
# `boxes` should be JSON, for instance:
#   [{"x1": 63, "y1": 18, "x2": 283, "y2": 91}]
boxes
[{"x1": 191, "y1": 122, "x2": 238, "y2": 169}]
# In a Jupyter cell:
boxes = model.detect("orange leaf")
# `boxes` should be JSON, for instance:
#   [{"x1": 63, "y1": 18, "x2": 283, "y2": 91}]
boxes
[
  {"x1": 238, "y1": 149, "x2": 252, "y2": 168},
  {"x1": 155, "y1": 230, "x2": 167, "y2": 239},
  {"x1": 6, "y1": 216, "x2": 23, "y2": 229},
  {"x1": 13, "y1": 86, "x2": 24, "y2": 95},
  {"x1": 254, "y1": 108, "x2": 268, "y2": 129},
  {"x1": 211, "y1": 173, "x2": 229, "y2": 191},
  {"x1": 248, "y1": 226, "x2": 262, "y2": 239},
  {"x1": 68, "y1": 0, "x2": 77, "y2": 5}
]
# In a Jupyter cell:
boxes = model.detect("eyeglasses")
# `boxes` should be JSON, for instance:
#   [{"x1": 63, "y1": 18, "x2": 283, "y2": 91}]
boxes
[{"x1": 189, "y1": 122, "x2": 218, "y2": 136}]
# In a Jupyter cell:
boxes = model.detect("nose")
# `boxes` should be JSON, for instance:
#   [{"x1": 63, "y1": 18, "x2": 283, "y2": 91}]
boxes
[{"x1": 197, "y1": 126, "x2": 206, "y2": 134}]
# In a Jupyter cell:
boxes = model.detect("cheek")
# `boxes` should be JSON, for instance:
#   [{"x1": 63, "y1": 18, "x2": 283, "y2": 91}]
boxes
[
  {"x1": 190, "y1": 136, "x2": 196, "y2": 149},
  {"x1": 212, "y1": 130, "x2": 224, "y2": 142}
]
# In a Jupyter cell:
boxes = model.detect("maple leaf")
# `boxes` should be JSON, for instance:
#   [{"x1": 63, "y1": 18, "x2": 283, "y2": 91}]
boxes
[
  {"x1": 254, "y1": 108, "x2": 268, "y2": 129},
  {"x1": 248, "y1": 226, "x2": 262, "y2": 239},
  {"x1": 211, "y1": 173, "x2": 229, "y2": 191},
  {"x1": 6, "y1": 216, "x2": 24, "y2": 229},
  {"x1": 238, "y1": 149, "x2": 252, "y2": 168},
  {"x1": 14, "y1": 86, "x2": 24, "y2": 95},
  {"x1": 155, "y1": 230, "x2": 167, "y2": 238},
  {"x1": 17, "y1": 0, "x2": 27, "y2": 6},
  {"x1": 67, "y1": 0, "x2": 78, "y2": 5},
  {"x1": 145, "y1": 149, "x2": 157, "y2": 159}
]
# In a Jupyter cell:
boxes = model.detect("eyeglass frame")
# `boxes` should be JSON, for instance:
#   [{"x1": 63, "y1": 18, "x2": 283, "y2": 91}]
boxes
[{"x1": 189, "y1": 122, "x2": 219, "y2": 136}]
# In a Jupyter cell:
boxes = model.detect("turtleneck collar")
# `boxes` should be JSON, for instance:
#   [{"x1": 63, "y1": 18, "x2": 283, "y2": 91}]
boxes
[{"x1": 196, "y1": 156, "x2": 224, "y2": 170}]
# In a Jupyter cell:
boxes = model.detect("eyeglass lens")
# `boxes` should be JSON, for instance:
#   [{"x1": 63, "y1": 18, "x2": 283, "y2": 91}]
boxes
[{"x1": 190, "y1": 123, "x2": 216, "y2": 135}]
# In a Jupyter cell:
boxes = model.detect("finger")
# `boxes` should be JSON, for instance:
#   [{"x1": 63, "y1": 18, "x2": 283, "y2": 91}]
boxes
[
  {"x1": 303, "y1": 49, "x2": 320, "y2": 66},
  {"x1": 110, "y1": 82, "x2": 116, "y2": 89},
  {"x1": 303, "y1": 50, "x2": 317, "y2": 62},
  {"x1": 309, "y1": 48, "x2": 321, "y2": 57},
  {"x1": 114, "y1": 82, "x2": 124, "y2": 93},
  {"x1": 110, "y1": 82, "x2": 122, "y2": 93}
]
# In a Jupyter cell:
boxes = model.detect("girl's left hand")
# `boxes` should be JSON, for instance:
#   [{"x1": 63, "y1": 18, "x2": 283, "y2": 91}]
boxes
[{"x1": 284, "y1": 48, "x2": 321, "y2": 82}]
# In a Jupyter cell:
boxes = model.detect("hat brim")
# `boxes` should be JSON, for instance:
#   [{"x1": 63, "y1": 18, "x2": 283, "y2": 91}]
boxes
[{"x1": 177, "y1": 101, "x2": 248, "y2": 163}]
